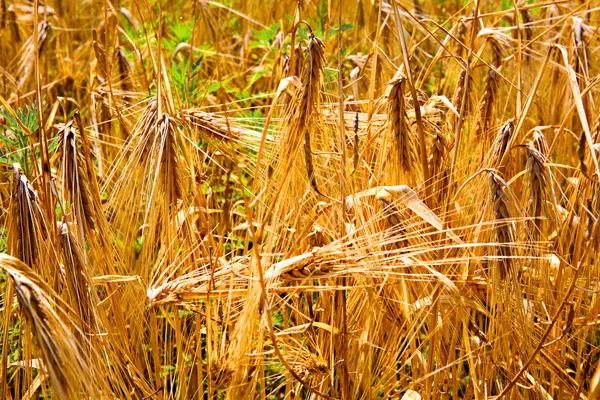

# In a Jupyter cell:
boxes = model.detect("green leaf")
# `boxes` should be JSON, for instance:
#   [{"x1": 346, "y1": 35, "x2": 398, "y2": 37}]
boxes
[
  {"x1": 245, "y1": 69, "x2": 269, "y2": 91},
  {"x1": 160, "y1": 365, "x2": 176, "y2": 378},
  {"x1": 252, "y1": 22, "x2": 279, "y2": 44},
  {"x1": 0, "y1": 103, "x2": 40, "y2": 136},
  {"x1": 220, "y1": 75, "x2": 237, "y2": 93},
  {"x1": 208, "y1": 81, "x2": 221, "y2": 93}
]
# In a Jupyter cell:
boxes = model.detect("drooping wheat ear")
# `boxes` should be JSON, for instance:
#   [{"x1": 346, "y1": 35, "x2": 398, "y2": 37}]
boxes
[
  {"x1": 295, "y1": 42, "x2": 306, "y2": 78},
  {"x1": 452, "y1": 63, "x2": 471, "y2": 125},
  {"x1": 485, "y1": 118, "x2": 514, "y2": 169},
  {"x1": 8, "y1": 164, "x2": 47, "y2": 268},
  {"x1": 135, "y1": 98, "x2": 160, "y2": 147},
  {"x1": 532, "y1": 128, "x2": 549, "y2": 155},
  {"x1": 116, "y1": 46, "x2": 132, "y2": 92},
  {"x1": 147, "y1": 277, "x2": 211, "y2": 308},
  {"x1": 0, "y1": 254, "x2": 102, "y2": 399},
  {"x1": 488, "y1": 171, "x2": 514, "y2": 280},
  {"x1": 531, "y1": 129, "x2": 556, "y2": 238},
  {"x1": 525, "y1": 145, "x2": 550, "y2": 236},
  {"x1": 283, "y1": 44, "x2": 305, "y2": 78},
  {"x1": 6, "y1": 8, "x2": 21, "y2": 44},
  {"x1": 104, "y1": 97, "x2": 158, "y2": 184},
  {"x1": 301, "y1": 32, "x2": 325, "y2": 195},
  {"x1": 285, "y1": 348, "x2": 329, "y2": 380},
  {"x1": 520, "y1": 8, "x2": 533, "y2": 42},
  {"x1": 413, "y1": 0, "x2": 423, "y2": 17},
  {"x1": 147, "y1": 257, "x2": 248, "y2": 307},
  {"x1": 428, "y1": 133, "x2": 449, "y2": 203},
  {"x1": 263, "y1": 249, "x2": 335, "y2": 282},
  {"x1": 489, "y1": 37, "x2": 503, "y2": 69},
  {"x1": 158, "y1": 113, "x2": 182, "y2": 207},
  {"x1": 181, "y1": 110, "x2": 242, "y2": 142},
  {"x1": 475, "y1": 38, "x2": 502, "y2": 139},
  {"x1": 57, "y1": 121, "x2": 96, "y2": 232},
  {"x1": 455, "y1": 18, "x2": 470, "y2": 59},
  {"x1": 275, "y1": 37, "x2": 321, "y2": 199},
  {"x1": 475, "y1": 69, "x2": 499, "y2": 139},
  {"x1": 92, "y1": 29, "x2": 108, "y2": 80},
  {"x1": 58, "y1": 223, "x2": 96, "y2": 331},
  {"x1": 283, "y1": 258, "x2": 333, "y2": 281},
  {"x1": 385, "y1": 72, "x2": 417, "y2": 180}
]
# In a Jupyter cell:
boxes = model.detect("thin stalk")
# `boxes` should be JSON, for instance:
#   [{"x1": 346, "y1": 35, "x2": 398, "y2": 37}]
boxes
[
  {"x1": 0, "y1": 282, "x2": 14, "y2": 399},
  {"x1": 33, "y1": 0, "x2": 52, "y2": 222},
  {"x1": 336, "y1": 3, "x2": 348, "y2": 399},
  {"x1": 512, "y1": 0, "x2": 523, "y2": 115},
  {"x1": 157, "y1": 0, "x2": 163, "y2": 116}
]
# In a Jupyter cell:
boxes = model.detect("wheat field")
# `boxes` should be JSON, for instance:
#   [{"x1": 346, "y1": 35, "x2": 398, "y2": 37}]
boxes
[{"x1": 1, "y1": 0, "x2": 600, "y2": 399}]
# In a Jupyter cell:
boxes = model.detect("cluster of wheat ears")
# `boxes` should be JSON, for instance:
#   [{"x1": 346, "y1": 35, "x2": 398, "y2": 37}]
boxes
[{"x1": 1, "y1": 0, "x2": 600, "y2": 399}]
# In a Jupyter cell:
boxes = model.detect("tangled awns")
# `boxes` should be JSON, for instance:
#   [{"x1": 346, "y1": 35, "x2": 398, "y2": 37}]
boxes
[{"x1": 1, "y1": 0, "x2": 600, "y2": 399}]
